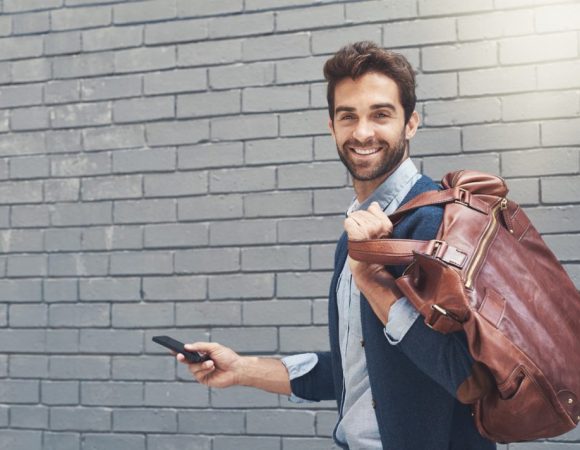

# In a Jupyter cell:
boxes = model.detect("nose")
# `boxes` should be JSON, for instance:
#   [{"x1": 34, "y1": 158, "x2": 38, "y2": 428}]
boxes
[{"x1": 352, "y1": 119, "x2": 375, "y2": 143}]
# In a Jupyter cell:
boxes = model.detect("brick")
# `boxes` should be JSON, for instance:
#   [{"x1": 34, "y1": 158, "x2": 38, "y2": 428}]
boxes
[
  {"x1": 536, "y1": 3, "x2": 580, "y2": 32},
  {"x1": 51, "y1": 6, "x2": 111, "y2": 30},
  {"x1": 114, "y1": 199, "x2": 175, "y2": 224},
  {"x1": 82, "y1": 75, "x2": 142, "y2": 101},
  {"x1": 145, "y1": 19, "x2": 207, "y2": 44},
  {"x1": 44, "y1": 31, "x2": 81, "y2": 56},
  {"x1": 6, "y1": 254, "x2": 46, "y2": 277},
  {"x1": 178, "y1": 410, "x2": 245, "y2": 434},
  {"x1": 211, "y1": 114, "x2": 277, "y2": 140},
  {"x1": 53, "y1": 53, "x2": 114, "y2": 78},
  {"x1": 279, "y1": 110, "x2": 329, "y2": 136},
  {"x1": 459, "y1": 66, "x2": 536, "y2": 96},
  {"x1": 175, "y1": 248, "x2": 240, "y2": 274},
  {"x1": 0, "y1": 132, "x2": 45, "y2": 157},
  {"x1": 209, "y1": 273, "x2": 275, "y2": 299},
  {"x1": 48, "y1": 253, "x2": 108, "y2": 276},
  {"x1": 209, "y1": 12, "x2": 273, "y2": 38},
  {"x1": 142, "y1": 276, "x2": 206, "y2": 300},
  {"x1": 80, "y1": 277, "x2": 141, "y2": 301},
  {"x1": 210, "y1": 219, "x2": 277, "y2": 245},
  {"x1": 50, "y1": 407, "x2": 110, "y2": 431},
  {"x1": 384, "y1": 18, "x2": 456, "y2": 47},
  {"x1": 210, "y1": 167, "x2": 275, "y2": 193},
  {"x1": 114, "y1": 96, "x2": 175, "y2": 123},
  {"x1": 41, "y1": 381, "x2": 80, "y2": 405},
  {"x1": 276, "y1": 56, "x2": 327, "y2": 84},
  {"x1": 500, "y1": 32, "x2": 578, "y2": 65},
  {"x1": 463, "y1": 123, "x2": 540, "y2": 151},
  {"x1": 214, "y1": 435, "x2": 280, "y2": 450},
  {"x1": 245, "y1": 191, "x2": 312, "y2": 218},
  {"x1": 177, "y1": 0, "x2": 243, "y2": 17},
  {"x1": 82, "y1": 225, "x2": 143, "y2": 251},
  {"x1": 45, "y1": 228, "x2": 82, "y2": 252},
  {"x1": 283, "y1": 438, "x2": 335, "y2": 449},
  {"x1": 423, "y1": 42, "x2": 497, "y2": 71},
  {"x1": 0, "y1": 229, "x2": 43, "y2": 252},
  {"x1": 146, "y1": 120, "x2": 209, "y2": 146},
  {"x1": 277, "y1": 272, "x2": 333, "y2": 298},
  {"x1": 314, "y1": 135, "x2": 339, "y2": 161},
  {"x1": 346, "y1": 0, "x2": 416, "y2": 22},
  {"x1": 45, "y1": 80, "x2": 80, "y2": 104},
  {"x1": 277, "y1": 4, "x2": 343, "y2": 32},
  {"x1": 0, "y1": 430, "x2": 42, "y2": 450},
  {"x1": 9, "y1": 355, "x2": 48, "y2": 378},
  {"x1": 502, "y1": 149, "x2": 579, "y2": 177},
  {"x1": 542, "y1": 118, "x2": 580, "y2": 146},
  {"x1": 279, "y1": 162, "x2": 347, "y2": 189},
  {"x1": 13, "y1": 11, "x2": 50, "y2": 34},
  {"x1": 115, "y1": 47, "x2": 176, "y2": 73},
  {"x1": 278, "y1": 216, "x2": 343, "y2": 243},
  {"x1": 313, "y1": 188, "x2": 352, "y2": 215},
  {"x1": 148, "y1": 435, "x2": 211, "y2": 450},
  {"x1": 114, "y1": 0, "x2": 176, "y2": 24},
  {"x1": 243, "y1": 299, "x2": 311, "y2": 325},
  {"x1": 82, "y1": 382, "x2": 143, "y2": 406},
  {"x1": 144, "y1": 171, "x2": 207, "y2": 197},
  {"x1": 114, "y1": 147, "x2": 176, "y2": 173},
  {"x1": 176, "y1": 301, "x2": 241, "y2": 326},
  {"x1": 411, "y1": 128, "x2": 461, "y2": 156},
  {"x1": 503, "y1": 91, "x2": 579, "y2": 121},
  {"x1": 110, "y1": 251, "x2": 173, "y2": 275},
  {"x1": 424, "y1": 153, "x2": 500, "y2": 180},
  {"x1": 144, "y1": 68, "x2": 206, "y2": 95},
  {"x1": 316, "y1": 410, "x2": 337, "y2": 436},
  {"x1": 52, "y1": 102, "x2": 111, "y2": 128},
  {"x1": 0, "y1": 307, "x2": 6, "y2": 327},
  {"x1": 49, "y1": 303, "x2": 109, "y2": 327},
  {"x1": 424, "y1": 98, "x2": 501, "y2": 126},
  {"x1": 112, "y1": 356, "x2": 174, "y2": 380},
  {"x1": 113, "y1": 408, "x2": 176, "y2": 432},
  {"x1": 49, "y1": 355, "x2": 110, "y2": 379},
  {"x1": 46, "y1": 329, "x2": 80, "y2": 354},
  {"x1": 538, "y1": 60, "x2": 580, "y2": 90},
  {"x1": 178, "y1": 40, "x2": 242, "y2": 67},
  {"x1": 212, "y1": 327, "x2": 277, "y2": 352},
  {"x1": 458, "y1": 10, "x2": 534, "y2": 40},
  {"x1": 44, "y1": 279, "x2": 77, "y2": 302},
  {"x1": 178, "y1": 90, "x2": 240, "y2": 118},
  {"x1": 0, "y1": 84, "x2": 43, "y2": 108},
  {"x1": 178, "y1": 142, "x2": 243, "y2": 169},
  {"x1": 145, "y1": 222, "x2": 208, "y2": 248},
  {"x1": 280, "y1": 325, "x2": 330, "y2": 352},
  {"x1": 243, "y1": 85, "x2": 309, "y2": 113},
  {"x1": 243, "y1": 33, "x2": 310, "y2": 61},
  {"x1": 11, "y1": 107, "x2": 50, "y2": 132},
  {"x1": 416, "y1": 73, "x2": 457, "y2": 100},
  {"x1": 504, "y1": 177, "x2": 539, "y2": 206},
  {"x1": 312, "y1": 25, "x2": 381, "y2": 55},
  {"x1": 544, "y1": 234, "x2": 580, "y2": 262},
  {"x1": 82, "y1": 175, "x2": 142, "y2": 200},
  {"x1": 82, "y1": 434, "x2": 145, "y2": 450},
  {"x1": 146, "y1": 381, "x2": 209, "y2": 407},
  {"x1": 247, "y1": 410, "x2": 314, "y2": 435},
  {"x1": 9, "y1": 304, "x2": 48, "y2": 327},
  {"x1": 83, "y1": 125, "x2": 145, "y2": 151},
  {"x1": 112, "y1": 302, "x2": 173, "y2": 328},
  {"x1": 418, "y1": 0, "x2": 492, "y2": 15},
  {"x1": 50, "y1": 202, "x2": 112, "y2": 225},
  {"x1": 10, "y1": 405, "x2": 49, "y2": 428},
  {"x1": 43, "y1": 432, "x2": 80, "y2": 450},
  {"x1": 83, "y1": 25, "x2": 142, "y2": 51},
  {"x1": 542, "y1": 175, "x2": 580, "y2": 204},
  {"x1": 0, "y1": 330, "x2": 46, "y2": 352},
  {"x1": 245, "y1": 137, "x2": 313, "y2": 165},
  {"x1": 178, "y1": 194, "x2": 243, "y2": 220},
  {"x1": 0, "y1": 16, "x2": 12, "y2": 37},
  {"x1": 0, "y1": 36, "x2": 43, "y2": 61},
  {"x1": 310, "y1": 82, "x2": 327, "y2": 108},
  {"x1": 11, "y1": 59, "x2": 51, "y2": 83}
]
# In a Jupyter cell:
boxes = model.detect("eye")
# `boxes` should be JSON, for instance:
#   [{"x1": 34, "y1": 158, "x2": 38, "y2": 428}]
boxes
[
  {"x1": 375, "y1": 112, "x2": 389, "y2": 119},
  {"x1": 339, "y1": 114, "x2": 354, "y2": 121}
]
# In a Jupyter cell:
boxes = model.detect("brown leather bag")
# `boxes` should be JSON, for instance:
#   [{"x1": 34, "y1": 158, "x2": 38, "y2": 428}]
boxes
[{"x1": 348, "y1": 170, "x2": 580, "y2": 443}]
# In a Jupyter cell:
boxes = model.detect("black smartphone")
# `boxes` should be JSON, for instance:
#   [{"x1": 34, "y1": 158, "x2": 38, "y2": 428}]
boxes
[{"x1": 152, "y1": 335, "x2": 209, "y2": 363}]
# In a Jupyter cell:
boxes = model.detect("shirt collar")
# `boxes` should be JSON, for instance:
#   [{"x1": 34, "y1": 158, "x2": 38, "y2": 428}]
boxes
[{"x1": 346, "y1": 158, "x2": 419, "y2": 215}]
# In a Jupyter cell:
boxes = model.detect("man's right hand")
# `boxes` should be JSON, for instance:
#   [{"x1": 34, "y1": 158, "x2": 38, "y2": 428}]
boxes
[{"x1": 177, "y1": 342, "x2": 244, "y2": 389}]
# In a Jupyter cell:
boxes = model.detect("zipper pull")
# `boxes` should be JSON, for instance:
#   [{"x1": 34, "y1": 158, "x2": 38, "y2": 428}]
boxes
[{"x1": 500, "y1": 198, "x2": 514, "y2": 234}]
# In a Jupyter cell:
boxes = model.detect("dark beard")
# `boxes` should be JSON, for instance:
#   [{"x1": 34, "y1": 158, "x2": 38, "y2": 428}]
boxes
[{"x1": 337, "y1": 130, "x2": 408, "y2": 181}]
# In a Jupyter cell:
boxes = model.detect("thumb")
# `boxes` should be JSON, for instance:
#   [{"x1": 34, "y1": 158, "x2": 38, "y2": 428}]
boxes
[
  {"x1": 184, "y1": 341, "x2": 220, "y2": 353},
  {"x1": 367, "y1": 201, "x2": 393, "y2": 237}
]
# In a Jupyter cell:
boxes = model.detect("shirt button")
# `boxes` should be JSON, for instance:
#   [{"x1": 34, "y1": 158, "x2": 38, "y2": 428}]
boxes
[
  {"x1": 372, "y1": 399, "x2": 376, "y2": 409},
  {"x1": 360, "y1": 339, "x2": 365, "y2": 347}
]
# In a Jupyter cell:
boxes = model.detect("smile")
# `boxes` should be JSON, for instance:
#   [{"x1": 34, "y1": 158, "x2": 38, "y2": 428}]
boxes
[{"x1": 349, "y1": 147, "x2": 381, "y2": 155}]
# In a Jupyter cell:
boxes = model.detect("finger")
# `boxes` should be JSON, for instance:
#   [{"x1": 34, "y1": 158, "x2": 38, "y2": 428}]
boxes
[
  {"x1": 344, "y1": 216, "x2": 366, "y2": 240},
  {"x1": 190, "y1": 359, "x2": 215, "y2": 374},
  {"x1": 367, "y1": 202, "x2": 393, "y2": 237},
  {"x1": 184, "y1": 341, "x2": 220, "y2": 353}
]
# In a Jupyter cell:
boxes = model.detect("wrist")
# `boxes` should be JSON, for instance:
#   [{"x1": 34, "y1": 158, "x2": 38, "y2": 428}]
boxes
[{"x1": 236, "y1": 356, "x2": 258, "y2": 387}]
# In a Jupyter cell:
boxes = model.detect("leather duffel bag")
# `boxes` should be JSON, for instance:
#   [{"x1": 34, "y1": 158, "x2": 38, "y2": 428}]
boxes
[{"x1": 348, "y1": 170, "x2": 580, "y2": 443}]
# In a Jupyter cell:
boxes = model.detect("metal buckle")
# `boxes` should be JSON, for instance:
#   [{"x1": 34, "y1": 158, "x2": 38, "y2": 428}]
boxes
[
  {"x1": 429, "y1": 240, "x2": 446, "y2": 257},
  {"x1": 456, "y1": 187, "x2": 470, "y2": 206}
]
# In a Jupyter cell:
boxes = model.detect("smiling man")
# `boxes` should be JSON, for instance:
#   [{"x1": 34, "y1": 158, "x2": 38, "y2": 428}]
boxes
[{"x1": 176, "y1": 42, "x2": 497, "y2": 450}]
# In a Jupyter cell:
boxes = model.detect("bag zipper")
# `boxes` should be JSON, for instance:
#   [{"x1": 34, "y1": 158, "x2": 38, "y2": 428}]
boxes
[{"x1": 465, "y1": 198, "x2": 507, "y2": 289}]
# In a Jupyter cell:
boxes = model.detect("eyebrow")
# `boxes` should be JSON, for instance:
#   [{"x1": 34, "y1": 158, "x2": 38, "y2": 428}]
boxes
[{"x1": 335, "y1": 103, "x2": 397, "y2": 114}]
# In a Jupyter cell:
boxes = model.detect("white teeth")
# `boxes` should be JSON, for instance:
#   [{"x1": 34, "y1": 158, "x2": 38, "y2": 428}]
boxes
[{"x1": 351, "y1": 147, "x2": 379, "y2": 155}]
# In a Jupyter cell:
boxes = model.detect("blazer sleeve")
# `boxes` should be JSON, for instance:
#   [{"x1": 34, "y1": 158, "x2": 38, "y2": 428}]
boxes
[{"x1": 289, "y1": 351, "x2": 336, "y2": 402}]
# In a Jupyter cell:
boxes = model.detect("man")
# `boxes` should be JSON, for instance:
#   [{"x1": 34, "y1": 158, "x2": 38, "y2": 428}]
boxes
[{"x1": 177, "y1": 41, "x2": 496, "y2": 450}]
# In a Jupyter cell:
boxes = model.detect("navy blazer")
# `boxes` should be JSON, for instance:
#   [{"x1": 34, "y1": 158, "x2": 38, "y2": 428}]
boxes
[{"x1": 290, "y1": 176, "x2": 496, "y2": 450}]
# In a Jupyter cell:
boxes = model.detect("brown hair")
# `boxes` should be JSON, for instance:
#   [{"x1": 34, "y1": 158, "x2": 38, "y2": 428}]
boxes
[{"x1": 323, "y1": 41, "x2": 416, "y2": 124}]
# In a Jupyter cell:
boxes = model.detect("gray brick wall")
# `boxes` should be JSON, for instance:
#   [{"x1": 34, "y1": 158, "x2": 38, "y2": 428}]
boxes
[{"x1": 0, "y1": 0, "x2": 578, "y2": 449}]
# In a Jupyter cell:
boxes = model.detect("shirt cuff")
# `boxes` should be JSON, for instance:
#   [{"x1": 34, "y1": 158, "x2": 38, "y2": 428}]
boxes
[
  {"x1": 280, "y1": 353, "x2": 319, "y2": 403},
  {"x1": 384, "y1": 296, "x2": 420, "y2": 345}
]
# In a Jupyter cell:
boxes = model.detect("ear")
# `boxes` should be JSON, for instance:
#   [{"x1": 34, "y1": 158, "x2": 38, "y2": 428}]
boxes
[
  {"x1": 405, "y1": 111, "x2": 420, "y2": 140},
  {"x1": 328, "y1": 118, "x2": 335, "y2": 140}
]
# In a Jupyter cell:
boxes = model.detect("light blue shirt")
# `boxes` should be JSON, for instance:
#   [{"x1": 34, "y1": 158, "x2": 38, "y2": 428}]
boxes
[{"x1": 282, "y1": 158, "x2": 422, "y2": 449}]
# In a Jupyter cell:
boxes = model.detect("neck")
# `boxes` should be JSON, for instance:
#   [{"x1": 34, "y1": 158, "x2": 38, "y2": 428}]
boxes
[{"x1": 353, "y1": 156, "x2": 408, "y2": 203}]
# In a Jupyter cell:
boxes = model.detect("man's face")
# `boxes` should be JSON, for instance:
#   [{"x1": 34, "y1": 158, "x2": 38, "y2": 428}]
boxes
[{"x1": 329, "y1": 72, "x2": 418, "y2": 186}]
